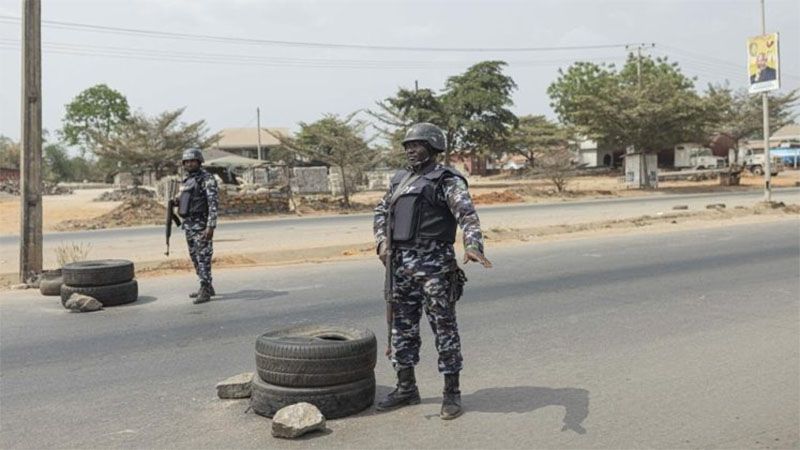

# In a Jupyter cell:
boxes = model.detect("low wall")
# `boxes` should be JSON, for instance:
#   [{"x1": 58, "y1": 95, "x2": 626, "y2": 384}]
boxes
[{"x1": 218, "y1": 190, "x2": 290, "y2": 215}]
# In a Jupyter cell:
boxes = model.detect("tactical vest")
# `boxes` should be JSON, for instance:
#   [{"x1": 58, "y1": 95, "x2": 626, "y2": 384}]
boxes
[
  {"x1": 390, "y1": 166, "x2": 467, "y2": 245},
  {"x1": 178, "y1": 171, "x2": 209, "y2": 219}
]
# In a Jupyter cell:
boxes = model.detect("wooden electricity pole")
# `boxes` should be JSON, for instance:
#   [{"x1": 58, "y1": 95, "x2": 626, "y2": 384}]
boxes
[{"x1": 19, "y1": 0, "x2": 43, "y2": 283}]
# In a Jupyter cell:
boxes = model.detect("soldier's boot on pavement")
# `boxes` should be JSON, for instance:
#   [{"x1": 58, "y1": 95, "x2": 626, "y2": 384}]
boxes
[
  {"x1": 440, "y1": 373, "x2": 463, "y2": 420},
  {"x1": 376, "y1": 367, "x2": 420, "y2": 411},
  {"x1": 189, "y1": 284, "x2": 215, "y2": 298},
  {"x1": 193, "y1": 284, "x2": 212, "y2": 304}
]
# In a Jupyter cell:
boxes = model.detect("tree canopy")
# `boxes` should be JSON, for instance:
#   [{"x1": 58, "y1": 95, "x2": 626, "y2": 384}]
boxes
[
  {"x1": 0, "y1": 135, "x2": 20, "y2": 169},
  {"x1": 371, "y1": 61, "x2": 517, "y2": 165},
  {"x1": 548, "y1": 54, "x2": 709, "y2": 152},
  {"x1": 61, "y1": 84, "x2": 131, "y2": 153},
  {"x1": 508, "y1": 115, "x2": 573, "y2": 166},
  {"x1": 273, "y1": 113, "x2": 376, "y2": 207},
  {"x1": 92, "y1": 108, "x2": 218, "y2": 180},
  {"x1": 443, "y1": 60, "x2": 518, "y2": 157},
  {"x1": 704, "y1": 83, "x2": 798, "y2": 148}
]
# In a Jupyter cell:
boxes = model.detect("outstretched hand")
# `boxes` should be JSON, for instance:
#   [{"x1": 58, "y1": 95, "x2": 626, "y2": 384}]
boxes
[{"x1": 463, "y1": 248, "x2": 492, "y2": 268}]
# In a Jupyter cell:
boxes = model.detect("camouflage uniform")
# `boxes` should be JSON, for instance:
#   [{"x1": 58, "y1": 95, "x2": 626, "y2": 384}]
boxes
[
  {"x1": 180, "y1": 169, "x2": 219, "y2": 286},
  {"x1": 374, "y1": 163, "x2": 484, "y2": 374}
]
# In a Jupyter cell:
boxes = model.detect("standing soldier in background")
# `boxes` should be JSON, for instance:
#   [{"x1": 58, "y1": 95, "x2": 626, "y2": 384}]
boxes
[
  {"x1": 374, "y1": 123, "x2": 492, "y2": 420},
  {"x1": 177, "y1": 148, "x2": 219, "y2": 304}
]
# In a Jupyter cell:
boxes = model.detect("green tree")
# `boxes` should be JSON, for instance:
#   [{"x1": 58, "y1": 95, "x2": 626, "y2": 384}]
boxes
[
  {"x1": 43, "y1": 142, "x2": 73, "y2": 182},
  {"x1": 92, "y1": 108, "x2": 218, "y2": 181},
  {"x1": 443, "y1": 61, "x2": 518, "y2": 159},
  {"x1": 371, "y1": 61, "x2": 518, "y2": 166},
  {"x1": 370, "y1": 87, "x2": 447, "y2": 167},
  {"x1": 61, "y1": 84, "x2": 130, "y2": 153},
  {"x1": 273, "y1": 113, "x2": 376, "y2": 207},
  {"x1": 704, "y1": 83, "x2": 798, "y2": 156},
  {"x1": 509, "y1": 115, "x2": 572, "y2": 166},
  {"x1": 548, "y1": 54, "x2": 708, "y2": 153},
  {"x1": 0, "y1": 135, "x2": 20, "y2": 169}
]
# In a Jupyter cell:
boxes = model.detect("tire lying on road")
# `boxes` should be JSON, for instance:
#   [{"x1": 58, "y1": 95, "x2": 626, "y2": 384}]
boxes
[
  {"x1": 250, "y1": 373, "x2": 375, "y2": 419},
  {"x1": 62, "y1": 260, "x2": 135, "y2": 287},
  {"x1": 39, "y1": 275, "x2": 63, "y2": 296},
  {"x1": 60, "y1": 279, "x2": 138, "y2": 307},
  {"x1": 255, "y1": 324, "x2": 377, "y2": 387}
]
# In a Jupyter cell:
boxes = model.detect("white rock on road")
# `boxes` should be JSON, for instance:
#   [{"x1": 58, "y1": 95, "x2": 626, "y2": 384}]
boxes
[
  {"x1": 271, "y1": 402, "x2": 326, "y2": 439},
  {"x1": 215, "y1": 372, "x2": 253, "y2": 399},
  {"x1": 64, "y1": 294, "x2": 103, "y2": 312}
]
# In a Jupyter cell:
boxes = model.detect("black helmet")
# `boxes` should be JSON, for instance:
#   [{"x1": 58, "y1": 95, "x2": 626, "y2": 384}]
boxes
[
  {"x1": 181, "y1": 148, "x2": 204, "y2": 163},
  {"x1": 402, "y1": 122, "x2": 446, "y2": 152}
]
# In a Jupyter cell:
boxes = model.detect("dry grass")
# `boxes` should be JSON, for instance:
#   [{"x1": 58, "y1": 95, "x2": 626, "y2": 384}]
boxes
[{"x1": 54, "y1": 242, "x2": 92, "y2": 267}]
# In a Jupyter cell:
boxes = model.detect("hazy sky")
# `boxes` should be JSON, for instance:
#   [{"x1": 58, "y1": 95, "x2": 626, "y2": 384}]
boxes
[{"x1": 1, "y1": 0, "x2": 798, "y2": 142}]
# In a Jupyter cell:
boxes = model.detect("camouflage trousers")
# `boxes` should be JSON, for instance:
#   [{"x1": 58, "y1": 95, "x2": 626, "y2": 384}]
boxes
[
  {"x1": 390, "y1": 241, "x2": 462, "y2": 374},
  {"x1": 183, "y1": 219, "x2": 213, "y2": 286}
]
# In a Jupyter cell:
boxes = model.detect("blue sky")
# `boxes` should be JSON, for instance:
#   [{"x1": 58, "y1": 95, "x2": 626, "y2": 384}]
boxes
[{"x1": 1, "y1": 0, "x2": 798, "y2": 142}]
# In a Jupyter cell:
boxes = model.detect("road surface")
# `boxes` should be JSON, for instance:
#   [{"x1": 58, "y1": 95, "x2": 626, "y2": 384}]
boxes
[
  {"x1": 1, "y1": 188, "x2": 798, "y2": 275},
  {"x1": 1, "y1": 219, "x2": 798, "y2": 448}
]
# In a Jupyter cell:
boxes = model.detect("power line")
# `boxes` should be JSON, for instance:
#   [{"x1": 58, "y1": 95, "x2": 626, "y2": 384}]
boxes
[
  {"x1": 0, "y1": 15, "x2": 634, "y2": 53},
  {"x1": 0, "y1": 38, "x2": 625, "y2": 69}
]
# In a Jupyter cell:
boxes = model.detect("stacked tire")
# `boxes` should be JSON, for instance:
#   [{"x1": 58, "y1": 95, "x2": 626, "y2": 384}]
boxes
[
  {"x1": 250, "y1": 324, "x2": 377, "y2": 419},
  {"x1": 39, "y1": 269, "x2": 63, "y2": 296},
  {"x1": 60, "y1": 260, "x2": 138, "y2": 307}
]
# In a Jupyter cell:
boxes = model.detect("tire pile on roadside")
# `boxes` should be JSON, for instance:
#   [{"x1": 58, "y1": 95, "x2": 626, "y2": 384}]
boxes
[
  {"x1": 58, "y1": 260, "x2": 138, "y2": 307},
  {"x1": 250, "y1": 324, "x2": 377, "y2": 420}
]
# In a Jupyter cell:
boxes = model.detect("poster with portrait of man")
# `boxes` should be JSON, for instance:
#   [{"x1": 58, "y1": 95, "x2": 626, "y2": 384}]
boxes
[{"x1": 747, "y1": 33, "x2": 780, "y2": 94}]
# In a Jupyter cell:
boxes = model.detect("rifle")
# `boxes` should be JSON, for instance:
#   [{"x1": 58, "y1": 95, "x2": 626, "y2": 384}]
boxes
[
  {"x1": 164, "y1": 178, "x2": 182, "y2": 256},
  {"x1": 383, "y1": 207, "x2": 394, "y2": 359}
]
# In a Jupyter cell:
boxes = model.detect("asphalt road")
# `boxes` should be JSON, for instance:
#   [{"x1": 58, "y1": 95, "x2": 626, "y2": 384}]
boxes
[
  {"x1": 1, "y1": 188, "x2": 798, "y2": 274},
  {"x1": 1, "y1": 219, "x2": 798, "y2": 448}
]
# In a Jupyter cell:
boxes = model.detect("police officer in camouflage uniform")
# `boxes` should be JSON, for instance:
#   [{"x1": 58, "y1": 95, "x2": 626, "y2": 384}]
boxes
[
  {"x1": 373, "y1": 123, "x2": 492, "y2": 420},
  {"x1": 177, "y1": 148, "x2": 219, "y2": 304}
]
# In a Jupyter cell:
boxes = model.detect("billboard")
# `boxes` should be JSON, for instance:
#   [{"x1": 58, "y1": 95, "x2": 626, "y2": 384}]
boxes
[{"x1": 747, "y1": 33, "x2": 780, "y2": 94}]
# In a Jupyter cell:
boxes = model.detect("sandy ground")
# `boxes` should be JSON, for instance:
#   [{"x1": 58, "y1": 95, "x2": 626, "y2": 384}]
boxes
[
  {"x1": 3, "y1": 201, "x2": 796, "y2": 289},
  {"x1": 1, "y1": 172, "x2": 797, "y2": 236},
  {"x1": 0, "y1": 189, "x2": 121, "y2": 235}
]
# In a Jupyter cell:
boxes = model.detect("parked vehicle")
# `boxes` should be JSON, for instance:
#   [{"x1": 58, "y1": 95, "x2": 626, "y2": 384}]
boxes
[
  {"x1": 770, "y1": 147, "x2": 800, "y2": 168},
  {"x1": 674, "y1": 144, "x2": 726, "y2": 170},
  {"x1": 740, "y1": 148, "x2": 783, "y2": 175}
]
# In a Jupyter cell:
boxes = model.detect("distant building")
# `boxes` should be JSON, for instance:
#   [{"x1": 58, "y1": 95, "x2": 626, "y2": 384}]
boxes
[
  {"x1": 575, "y1": 139, "x2": 618, "y2": 168},
  {"x1": 0, "y1": 166, "x2": 20, "y2": 182},
  {"x1": 212, "y1": 127, "x2": 290, "y2": 160}
]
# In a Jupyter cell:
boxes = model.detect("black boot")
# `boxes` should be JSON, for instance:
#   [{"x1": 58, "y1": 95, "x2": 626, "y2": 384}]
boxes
[
  {"x1": 376, "y1": 367, "x2": 420, "y2": 411},
  {"x1": 193, "y1": 284, "x2": 212, "y2": 304},
  {"x1": 440, "y1": 373, "x2": 462, "y2": 420},
  {"x1": 190, "y1": 284, "x2": 215, "y2": 298}
]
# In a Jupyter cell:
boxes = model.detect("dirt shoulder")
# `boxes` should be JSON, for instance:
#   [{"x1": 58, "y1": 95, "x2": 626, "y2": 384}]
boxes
[
  {"x1": 4, "y1": 202, "x2": 793, "y2": 289},
  {"x1": 2, "y1": 171, "x2": 797, "y2": 235},
  {"x1": 119, "y1": 203, "x2": 800, "y2": 280}
]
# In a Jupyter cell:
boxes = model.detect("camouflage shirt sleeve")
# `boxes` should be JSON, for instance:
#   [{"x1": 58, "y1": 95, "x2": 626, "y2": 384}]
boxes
[
  {"x1": 373, "y1": 184, "x2": 394, "y2": 249},
  {"x1": 440, "y1": 175, "x2": 484, "y2": 254},
  {"x1": 203, "y1": 173, "x2": 219, "y2": 228}
]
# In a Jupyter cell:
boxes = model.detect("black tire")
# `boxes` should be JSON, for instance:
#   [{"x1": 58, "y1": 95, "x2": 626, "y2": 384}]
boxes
[
  {"x1": 39, "y1": 276, "x2": 63, "y2": 296},
  {"x1": 250, "y1": 374, "x2": 375, "y2": 419},
  {"x1": 62, "y1": 260, "x2": 135, "y2": 287},
  {"x1": 60, "y1": 279, "x2": 138, "y2": 307},
  {"x1": 255, "y1": 325, "x2": 377, "y2": 387},
  {"x1": 751, "y1": 165, "x2": 764, "y2": 176}
]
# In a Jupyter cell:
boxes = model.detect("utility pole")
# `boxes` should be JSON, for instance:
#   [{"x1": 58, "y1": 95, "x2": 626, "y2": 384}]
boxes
[
  {"x1": 19, "y1": 0, "x2": 42, "y2": 283},
  {"x1": 256, "y1": 107, "x2": 262, "y2": 160},
  {"x1": 760, "y1": 0, "x2": 772, "y2": 202},
  {"x1": 625, "y1": 43, "x2": 655, "y2": 89}
]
